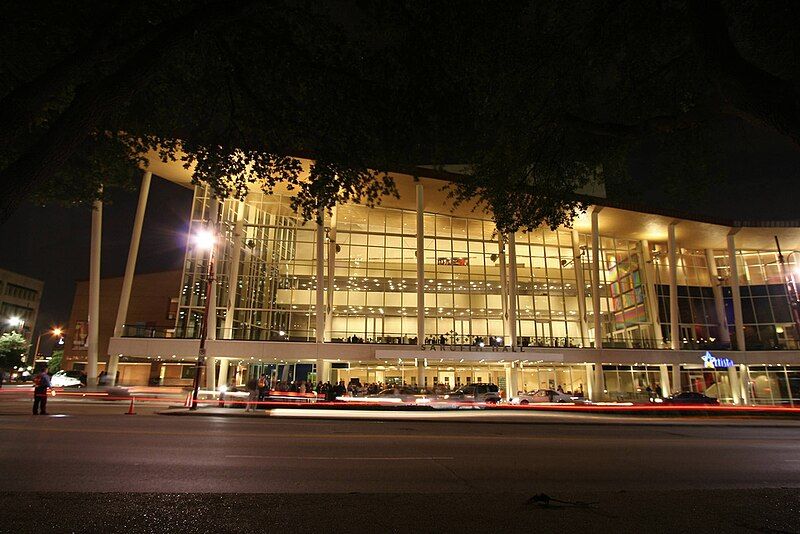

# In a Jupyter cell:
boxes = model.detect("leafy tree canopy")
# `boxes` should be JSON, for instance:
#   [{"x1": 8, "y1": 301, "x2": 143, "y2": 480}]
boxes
[
  {"x1": 0, "y1": 332, "x2": 29, "y2": 370},
  {"x1": 47, "y1": 349, "x2": 63, "y2": 373},
  {"x1": 1, "y1": 0, "x2": 797, "y2": 234}
]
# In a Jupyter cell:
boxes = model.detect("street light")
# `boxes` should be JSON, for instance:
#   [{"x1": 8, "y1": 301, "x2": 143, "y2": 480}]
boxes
[
  {"x1": 7, "y1": 316, "x2": 24, "y2": 332},
  {"x1": 190, "y1": 228, "x2": 217, "y2": 410},
  {"x1": 32, "y1": 327, "x2": 64, "y2": 366}
]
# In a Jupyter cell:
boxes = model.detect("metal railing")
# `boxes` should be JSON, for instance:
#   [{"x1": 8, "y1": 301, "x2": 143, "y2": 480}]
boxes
[{"x1": 119, "y1": 325, "x2": 800, "y2": 351}]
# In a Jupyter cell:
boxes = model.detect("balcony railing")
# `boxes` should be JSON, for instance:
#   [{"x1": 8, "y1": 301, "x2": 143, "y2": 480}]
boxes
[
  {"x1": 119, "y1": 324, "x2": 800, "y2": 351},
  {"x1": 121, "y1": 325, "x2": 176, "y2": 338}
]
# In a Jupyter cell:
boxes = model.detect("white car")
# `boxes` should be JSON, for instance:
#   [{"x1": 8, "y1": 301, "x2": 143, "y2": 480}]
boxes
[
  {"x1": 50, "y1": 370, "x2": 83, "y2": 388},
  {"x1": 510, "y1": 389, "x2": 574, "y2": 405}
]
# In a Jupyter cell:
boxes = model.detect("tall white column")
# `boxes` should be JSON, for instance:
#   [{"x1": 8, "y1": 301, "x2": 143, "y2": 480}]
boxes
[
  {"x1": 498, "y1": 234, "x2": 510, "y2": 342},
  {"x1": 727, "y1": 365, "x2": 741, "y2": 405},
  {"x1": 705, "y1": 248, "x2": 731, "y2": 347},
  {"x1": 504, "y1": 365, "x2": 515, "y2": 400},
  {"x1": 668, "y1": 223, "x2": 680, "y2": 350},
  {"x1": 591, "y1": 207, "x2": 603, "y2": 349},
  {"x1": 584, "y1": 363, "x2": 594, "y2": 400},
  {"x1": 87, "y1": 194, "x2": 103, "y2": 386},
  {"x1": 416, "y1": 359, "x2": 425, "y2": 387},
  {"x1": 315, "y1": 220, "x2": 325, "y2": 343},
  {"x1": 315, "y1": 359, "x2": 330, "y2": 383},
  {"x1": 325, "y1": 205, "x2": 337, "y2": 341},
  {"x1": 108, "y1": 172, "x2": 151, "y2": 384},
  {"x1": 217, "y1": 358, "x2": 229, "y2": 387},
  {"x1": 113, "y1": 172, "x2": 151, "y2": 338},
  {"x1": 315, "y1": 213, "x2": 327, "y2": 388},
  {"x1": 658, "y1": 364, "x2": 671, "y2": 397},
  {"x1": 507, "y1": 233, "x2": 519, "y2": 349},
  {"x1": 223, "y1": 197, "x2": 247, "y2": 340},
  {"x1": 571, "y1": 230, "x2": 589, "y2": 345},
  {"x1": 416, "y1": 184, "x2": 425, "y2": 347},
  {"x1": 671, "y1": 364, "x2": 682, "y2": 394},
  {"x1": 727, "y1": 232, "x2": 746, "y2": 351},
  {"x1": 641, "y1": 240, "x2": 664, "y2": 348},
  {"x1": 593, "y1": 363, "x2": 605, "y2": 401},
  {"x1": 739, "y1": 364, "x2": 750, "y2": 404}
]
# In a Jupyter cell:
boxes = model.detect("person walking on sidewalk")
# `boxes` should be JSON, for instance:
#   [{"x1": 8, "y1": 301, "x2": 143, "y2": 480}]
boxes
[
  {"x1": 245, "y1": 375, "x2": 258, "y2": 412},
  {"x1": 32, "y1": 367, "x2": 51, "y2": 415}
]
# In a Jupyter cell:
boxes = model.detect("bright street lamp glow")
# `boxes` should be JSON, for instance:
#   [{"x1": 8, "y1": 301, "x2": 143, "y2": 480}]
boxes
[
  {"x1": 8, "y1": 316, "x2": 22, "y2": 327},
  {"x1": 194, "y1": 229, "x2": 216, "y2": 250},
  {"x1": 52, "y1": 327, "x2": 63, "y2": 337}
]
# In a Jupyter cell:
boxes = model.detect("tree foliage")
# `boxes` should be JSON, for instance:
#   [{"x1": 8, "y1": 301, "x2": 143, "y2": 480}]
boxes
[
  {"x1": 0, "y1": 332, "x2": 29, "y2": 370},
  {"x1": 47, "y1": 349, "x2": 63, "y2": 373},
  {"x1": 0, "y1": 0, "x2": 798, "y2": 234}
]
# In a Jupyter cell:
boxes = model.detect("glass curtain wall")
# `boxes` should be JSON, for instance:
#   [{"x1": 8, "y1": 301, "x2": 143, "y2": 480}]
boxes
[
  {"x1": 589, "y1": 237, "x2": 653, "y2": 348},
  {"x1": 714, "y1": 249, "x2": 800, "y2": 349},
  {"x1": 653, "y1": 247, "x2": 722, "y2": 349},
  {"x1": 330, "y1": 204, "x2": 418, "y2": 342},
  {"x1": 422, "y1": 214, "x2": 505, "y2": 346},
  {"x1": 514, "y1": 229, "x2": 585, "y2": 347},
  {"x1": 176, "y1": 186, "x2": 319, "y2": 341}
]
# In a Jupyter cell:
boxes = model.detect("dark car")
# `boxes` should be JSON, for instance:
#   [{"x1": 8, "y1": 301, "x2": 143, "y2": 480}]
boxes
[{"x1": 662, "y1": 391, "x2": 720, "y2": 405}]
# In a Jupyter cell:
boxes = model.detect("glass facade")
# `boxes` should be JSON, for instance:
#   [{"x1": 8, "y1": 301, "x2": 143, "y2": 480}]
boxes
[
  {"x1": 177, "y1": 188, "x2": 319, "y2": 341},
  {"x1": 174, "y1": 185, "x2": 800, "y2": 353}
]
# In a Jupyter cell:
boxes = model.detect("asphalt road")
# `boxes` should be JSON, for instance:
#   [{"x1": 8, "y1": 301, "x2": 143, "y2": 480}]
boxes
[
  {"x1": 2, "y1": 401, "x2": 800, "y2": 532},
  {"x1": 2, "y1": 408, "x2": 800, "y2": 493}
]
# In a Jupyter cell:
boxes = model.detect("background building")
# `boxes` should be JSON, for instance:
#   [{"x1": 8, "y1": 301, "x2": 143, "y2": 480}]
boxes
[
  {"x1": 65, "y1": 157, "x2": 800, "y2": 405},
  {"x1": 0, "y1": 267, "x2": 43, "y2": 347},
  {"x1": 62, "y1": 270, "x2": 191, "y2": 386}
]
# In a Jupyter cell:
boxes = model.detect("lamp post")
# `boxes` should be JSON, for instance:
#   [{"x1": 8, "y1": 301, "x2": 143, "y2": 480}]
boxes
[
  {"x1": 191, "y1": 228, "x2": 216, "y2": 410},
  {"x1": 32, "y1": 327, "x2": 63, "y2": 366}
]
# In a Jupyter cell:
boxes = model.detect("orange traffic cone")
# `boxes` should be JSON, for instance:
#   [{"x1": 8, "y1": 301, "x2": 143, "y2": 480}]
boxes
[
  {"x1": 184, "y1": 392, "x2": 193, "y2": 408},
  {"x1": 125, "y1": 397, "x2": 136, "y2": 415}
]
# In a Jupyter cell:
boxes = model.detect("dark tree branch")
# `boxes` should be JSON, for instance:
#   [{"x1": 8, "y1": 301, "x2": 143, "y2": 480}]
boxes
[
  {"x1": 689, "y1": 0, "x2": 800, "y2": 147},
  {"x1": 560, "y1": 99, "x2": 719, "y2": 139},
  {"x1": 0, "y1": 1, "x2": 134, "y2": 150},
  {"x1": 0, "y1": 1, "x2": 261, "y2": 222}
]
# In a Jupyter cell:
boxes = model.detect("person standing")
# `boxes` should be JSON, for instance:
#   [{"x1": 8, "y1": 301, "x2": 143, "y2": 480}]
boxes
[
  {"x1": 32, "y1": 367, "x2": 51, "y2": 415},
  {"x1": 257, "y1": 373, "x2": 268, "y2": 402}
]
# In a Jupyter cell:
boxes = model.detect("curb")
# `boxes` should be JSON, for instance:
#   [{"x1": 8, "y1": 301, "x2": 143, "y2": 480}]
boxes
[{"x1": 155, "y1": 408, "x2": 800, "y2": 428}]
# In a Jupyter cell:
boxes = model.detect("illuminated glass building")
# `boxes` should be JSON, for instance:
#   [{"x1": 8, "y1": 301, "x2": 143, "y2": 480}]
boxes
[{"x1": 100, "y1": 158, "x2": 800, "y2": 405}]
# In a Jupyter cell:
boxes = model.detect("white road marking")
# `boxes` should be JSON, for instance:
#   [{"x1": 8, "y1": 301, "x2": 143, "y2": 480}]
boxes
[{"x1": 225, "y1": 455, "x2": 454, "y2": 460}]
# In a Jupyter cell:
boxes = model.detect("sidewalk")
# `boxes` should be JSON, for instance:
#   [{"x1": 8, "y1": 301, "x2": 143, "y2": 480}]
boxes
[{"x1": 158, "y1": 405, "x2": 800, "y2": 427}]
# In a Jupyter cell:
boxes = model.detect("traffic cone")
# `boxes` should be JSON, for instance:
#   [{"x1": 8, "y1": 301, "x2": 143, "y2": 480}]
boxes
[
  {"x1": 125, "y1": 397, "x2": 136, "y2": 415},
  {"x1": 184, "y1": 392, "x2": 193, "y2": 408}
]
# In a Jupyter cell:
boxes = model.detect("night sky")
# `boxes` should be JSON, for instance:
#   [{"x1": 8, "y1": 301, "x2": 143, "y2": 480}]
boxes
[
  {"x1": 0, "y1": 117, "x2": 798, "y2": 351},
  {"x1": 0, "y1": 178, "x2": 192, "y2": 353}
]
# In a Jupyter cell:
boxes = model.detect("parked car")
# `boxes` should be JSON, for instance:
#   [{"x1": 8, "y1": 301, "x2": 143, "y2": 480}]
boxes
[
  {"x1": 660, "y1": 391, "x2": 719, "y2": 405},
  {"x1": 510, "y1": 389, "x2": 574, "y2": 405},
  {"x1": 50, "y1": 370, "x2": 83, "y2": 388},
  {"x1": 441, "y1": 383, "x2": 501, "y2": 404},
  {"x1": 337, "y1": 386, "x2": 433, "y2": 405}
]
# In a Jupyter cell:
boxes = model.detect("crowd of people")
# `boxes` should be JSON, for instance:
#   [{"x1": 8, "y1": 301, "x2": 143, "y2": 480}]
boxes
[{"x1": 240, "y1": 374, "x2": 440, "y2": 411}]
